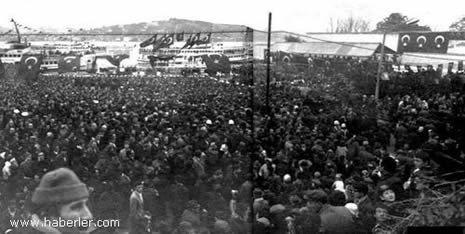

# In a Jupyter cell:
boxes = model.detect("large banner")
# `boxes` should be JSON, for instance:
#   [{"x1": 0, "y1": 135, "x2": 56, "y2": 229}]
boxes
[
  {"x1": 273, "y1": 51, "x2": 312, "y2": 65},
  {"x1": 397, "y1": 31, "x2": 465, "y2": 54},
  {"x1": 58, "y1": 55, "x2": 81, "y2": 73},
  {"x1": 398, "y1": 32, "x2": 449, "y2": 54},
  {"x1": 17, "y1": 54, "x2": 43, "y2": 82},
  {"x1": 201, "y1": 54, "x2": 231, "y2": 74}
]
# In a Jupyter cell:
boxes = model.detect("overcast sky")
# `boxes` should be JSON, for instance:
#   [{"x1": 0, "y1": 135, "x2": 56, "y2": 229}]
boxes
[{"x1": 1, "y1": 0, "x2": 464, "y2": 34}]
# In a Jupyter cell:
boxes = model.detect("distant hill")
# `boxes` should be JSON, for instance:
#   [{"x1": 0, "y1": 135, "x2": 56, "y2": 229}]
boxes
[
  {"x1": 1, "y1": 18, "x2": 306, "y2": 43},
  {"x1": 77, "y1": 18, "x2": 305, "y2": 43}
]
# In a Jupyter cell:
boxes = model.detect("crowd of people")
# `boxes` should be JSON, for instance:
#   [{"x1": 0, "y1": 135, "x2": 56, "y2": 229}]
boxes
[{"x1": 0, "y1": 58, "x2": 464, "y2": 234}]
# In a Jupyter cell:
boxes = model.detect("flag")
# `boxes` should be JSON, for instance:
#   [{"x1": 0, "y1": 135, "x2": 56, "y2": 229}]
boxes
[
  {"x1": 176, "y1": 32, "x2": 184, "y2": 41},
  {"x1": 181, "y1": 34, "x2": 193, "y2": 49},
  {"x1": 104, "y1": 54, "x2": 129, "y2": 67},
  {"x1": 245, "y1": 27, "x2": 253, "y2": 43},
  {"x1": 196, "y1": 32, "x2": 211, "y2": 45},
  {"x1": 114, "y1": 54, "x2": 129, "y2": 66},
  {"x1": 162, "y1": 34, "x2": 175, "y2": 48},
  {"x1": 0, "y1": 59, "x2": 5, "y2": 79},
  {"x1": 17, "y1": 54, "x2": 43, "y2": 82},
  {"x1": 152, "y1": 34, "x2": 169, "y2": 51},
  {"x1": 397, "y1": 32, "x2": 449, "y2": 54},
  {"x1": 278, "y1": 51, "x2": 293, "y2": 63},
  {"x1": 201, "y1": 54, "x2": 231, "y2": 75},
  {"x1": 181, "y1": 33, "x2": 200, "y2": 49},
  {"x1": 189, "y1": 33, "x2": 201, "y2": 48},
  {"x1": 140, "y1": 34, "x2": 158, "y2": 48},
  {"x1": 58, "y1": 55, "x2": 81, "y2": 73}
]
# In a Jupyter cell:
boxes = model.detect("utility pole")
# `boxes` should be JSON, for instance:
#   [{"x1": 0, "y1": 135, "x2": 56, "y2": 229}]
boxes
[
  {"x1": 375, "y1": 19, "x2": 419, "y2": 101},
  {"x1": 266, "y1": 12, "x2": 272, "y2": 115},
  {"x1": 375, "y1": 32, "x2": 386, "y2": 101}
]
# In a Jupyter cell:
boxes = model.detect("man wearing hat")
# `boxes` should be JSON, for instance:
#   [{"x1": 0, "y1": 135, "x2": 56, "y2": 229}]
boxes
[
  {"x1": 0, "y1": 199, "x2": 21, "y2": 233},
  {"x1": 10, "y1": 167, "x2": 94, "y2": 234}
]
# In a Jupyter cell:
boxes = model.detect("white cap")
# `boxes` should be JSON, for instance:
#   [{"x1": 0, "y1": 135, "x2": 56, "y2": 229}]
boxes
[
  {"x1": 220, "y1": 144, "x2": 228, "y2": 152},
  {"x1": 334, "y1": 120, "x2": 340, "y2": 125},
  {"x1": 334, "y1": 180, "x2": 345, "y2": 192},
  {"x1": 341, "y1": 123, "x2": 346, "y2": 128},
  {"x1": 206, "y1": 119, "x2": 212, "y2": 125},
  {"x1": 345, "y1": 203, "x2": 358, "y2": 216},
  {"x1": 283, "y1": 174, "x2": 291, "y2": 182},
  {"x1": 228, "y1": 119, "x2": 235, "y2": 125}
]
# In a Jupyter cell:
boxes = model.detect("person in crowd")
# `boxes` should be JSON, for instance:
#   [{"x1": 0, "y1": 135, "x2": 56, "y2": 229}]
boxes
[
  {"x1": 372, "y1": 203, "x2": 394, "y2": 234},
  {"x1": 1, "y1": 58, "x2": 464, "y2": 233},
  {"x1": 129, "y1": 181, "x2": 149, "y2": 234},
  {"x1": 352, "y1": 181, "x2": 376, "y2": 233},
  {"x1": 304, "y1": 189, "x2": 358, "y2": 234},
  {"x1": 9, "y1": 167, "x2": 94, "y2": 234}
]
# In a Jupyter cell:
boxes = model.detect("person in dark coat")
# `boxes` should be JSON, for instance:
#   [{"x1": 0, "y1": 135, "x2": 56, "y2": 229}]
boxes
[
  {"x1": 0, "y1": 200, "x2": 21, "y2": 234},
  {"x1": 9, "y1": 167, "x2": 94, "y2": 234},
  {"x1": 375, "y1": 156, "x2": 405, "y2": 200},
  {"x1": 353, "y1": 182, "x2": 376, "y2": 233},
  {"x1": 304, "y1": 189, "x2": 358, "y2": 234}
]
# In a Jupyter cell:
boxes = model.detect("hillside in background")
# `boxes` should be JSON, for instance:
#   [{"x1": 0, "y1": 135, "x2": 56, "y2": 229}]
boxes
[
  {"x1": 81, "y1": 18, "x2": 299, "y2": 42},
  {"x1": 0, "y1": 18, "x2": 304, "y2": 43}
]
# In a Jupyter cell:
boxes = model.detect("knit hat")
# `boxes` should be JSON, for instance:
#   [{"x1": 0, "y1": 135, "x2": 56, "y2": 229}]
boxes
[{"x1": 32, "y1": 168, "x2": 89, "y2": 204}]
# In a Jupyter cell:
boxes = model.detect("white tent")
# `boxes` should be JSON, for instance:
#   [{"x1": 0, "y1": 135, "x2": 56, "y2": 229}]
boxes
[{"x1": 400, "y1": 53, "x2": 465, "y2": 73}]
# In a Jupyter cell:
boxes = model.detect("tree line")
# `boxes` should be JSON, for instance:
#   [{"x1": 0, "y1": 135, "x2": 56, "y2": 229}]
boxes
[{"x1": 322, "y1": 12, "x2": 465, "y2": 34}]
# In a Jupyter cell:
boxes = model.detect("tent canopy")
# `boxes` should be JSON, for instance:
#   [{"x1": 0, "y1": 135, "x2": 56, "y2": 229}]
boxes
[
  {"x1": 400, "y1": 52, "x2": 465, "y2": 69},
  {"x1": 271, "y1": 42, "x2": 396, "y2": 58}
]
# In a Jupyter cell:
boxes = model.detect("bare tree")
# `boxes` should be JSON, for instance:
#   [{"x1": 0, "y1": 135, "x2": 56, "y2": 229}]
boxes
[
  {"x1": 328, "y1": 16, "x2": 371, "y2": 33},
  {"x1": 328, "y1": 18, "x2": 335, "y2": 33}
]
